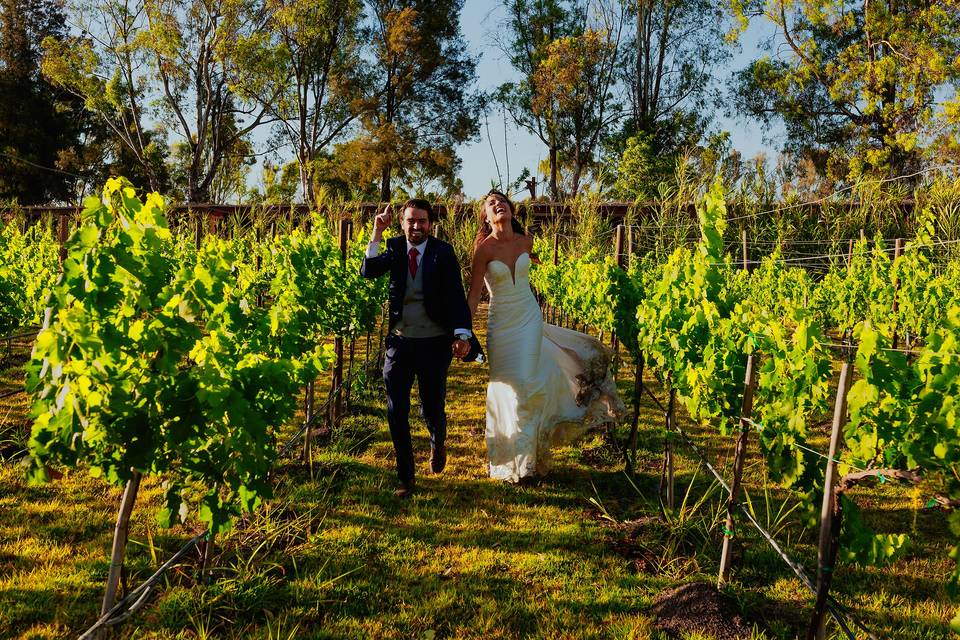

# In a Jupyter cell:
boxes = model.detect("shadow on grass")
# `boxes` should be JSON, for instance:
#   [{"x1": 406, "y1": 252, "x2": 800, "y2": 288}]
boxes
[{"x1": 0, "y1": 585, "x2": 102, "y2": 635}]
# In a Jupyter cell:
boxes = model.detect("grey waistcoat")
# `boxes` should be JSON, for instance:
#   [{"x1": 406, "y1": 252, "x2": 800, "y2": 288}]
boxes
[{"x1": 394, "y1": 260, "x2": 446, "y2": 338}]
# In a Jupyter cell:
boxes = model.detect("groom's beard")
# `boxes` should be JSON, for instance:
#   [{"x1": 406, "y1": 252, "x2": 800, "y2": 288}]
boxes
[{"x1": 407, "y1": 230, "x2": 428, "y2": 244}]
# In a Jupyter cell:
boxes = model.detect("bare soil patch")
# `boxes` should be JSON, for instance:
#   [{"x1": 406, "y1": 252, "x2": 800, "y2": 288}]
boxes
[{"x1": 652, "y1": 581, "x2": 760, "y2": 640}]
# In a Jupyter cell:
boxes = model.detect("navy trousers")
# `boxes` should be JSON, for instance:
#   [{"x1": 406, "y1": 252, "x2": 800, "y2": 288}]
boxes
[{"x1": 383, "y1": 333, "x2": 453, "y2": 482}]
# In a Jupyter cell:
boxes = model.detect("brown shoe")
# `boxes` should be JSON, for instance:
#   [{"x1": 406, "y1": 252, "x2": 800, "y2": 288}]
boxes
[
  {"x1": 394, "y1": 479, "x2": 415, "y2": 498},
  {"x1": 430, "y1": 444, "x2": 447, "y2": 474}
]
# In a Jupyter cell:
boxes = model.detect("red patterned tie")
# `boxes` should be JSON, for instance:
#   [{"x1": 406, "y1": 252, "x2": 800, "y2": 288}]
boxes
[{"x1": 408, "y1": 247, "x2": 419, "y2": 279}]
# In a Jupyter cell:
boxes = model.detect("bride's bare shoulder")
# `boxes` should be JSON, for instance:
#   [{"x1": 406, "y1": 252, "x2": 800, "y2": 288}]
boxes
[{"x1": 473, "y1": 236, "x2": 496, "y2": 261}]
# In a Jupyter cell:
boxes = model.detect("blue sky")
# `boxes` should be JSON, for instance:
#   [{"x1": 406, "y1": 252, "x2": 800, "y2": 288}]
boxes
[{"x1": 455, "y1": 0, "x2": 782, "y2": 198}]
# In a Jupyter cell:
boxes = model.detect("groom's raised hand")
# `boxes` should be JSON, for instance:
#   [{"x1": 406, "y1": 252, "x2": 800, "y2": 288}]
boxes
[{"x1": 372, "y1": 204, "x2": 392, "y2": 242}]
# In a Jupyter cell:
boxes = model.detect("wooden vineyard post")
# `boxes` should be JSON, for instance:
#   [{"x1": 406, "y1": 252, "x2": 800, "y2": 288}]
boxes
[
  {"x1": 194, "y1": 210, "x2": 203, "y2": 250},
  {"x1": 364, "y1": 329, "x2": 373, "y2": 375},
  {"x1": 846, "y1": 238, "x2": 854, "y2": 269},
  {"x1": 255, "y1": 225, "x2": 264, "y2": 307},
  {"x1": 551, "y1": 234, "x2": 560, "y2": 327},
  {"x1": 345, "y1": 338, "x2": 356, "y2": 412},
  {"x1": 626, "y1": 354, "x2": 645, "y2": 474},
  {"x1": 331, "y1": 218, "x2": 350, "y2": 428},
  {"x1": 666, "y1": 388, "x2": 676, "y2": 511},
  {"x1": 101, "y1": 471, "x2": 142, "y2": 619},
  {"x1": 891, "y1": 238, "x2": 904, "y2": 349},
  {"x1": 614, "y1": 224, "x2": 626, "y2": 269},
  {"x1": 741, "y1": 229, "x2": 749, "y2": 271},
  {"x1": 612, "y1": 224, "x2": 626, "y2": 379},
  {"x1": 718, "y1": 354, "x2": 758, "y2": 587},
  {"x1": 660, "y1": 385, "x2": 677, "y2": 512},
  {"x1": 57, "y1": 213, "x2": 69, "y2": 264},
  {"x1": 302, "y1": 380, "x2": 315, "y2": 462},
  {"x1": 807, "y1": 362, "x2": 853, "y2": 640},
  {"x1": 197, "y1": 533, "x2": 214, "y2": 585}
]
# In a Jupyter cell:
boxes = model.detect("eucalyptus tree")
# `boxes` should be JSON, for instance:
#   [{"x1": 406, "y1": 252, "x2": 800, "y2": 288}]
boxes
[
  {"x1": 0, "y1": 0, "x2": 85, "y2": 203},
  {"x1": 607, "y1": 0, "x2": 731, "y2": 197},
  {"x1": 359, "y1": 0, "x2": 479, "y2": 201},
  {"x1": 530, "y1": 4, "x2": 625, "y2": 197},
  {"x1": 43, "y1": 0, "x2": 285, "y2": 203},
  {"x1": 730, "y1": 0, "x2": 960, "y2": 183},
  {"x1": 42, "y1": 1, "x2": 164, "y2": 193},
  {"x1": 497, "y1": 0, "x2": 586, "y2": 200},
  {"x1": 142, "y1": 0, "x2": 286, "y2": 203},
  {"x1": 255, "y1": 0, "x2": 365, "y2": 205}
]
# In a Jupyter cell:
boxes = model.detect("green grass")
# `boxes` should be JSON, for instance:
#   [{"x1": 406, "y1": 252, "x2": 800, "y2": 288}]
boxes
[{"x1": 0, "y1": 315, "x2": 955, "y2": 639}]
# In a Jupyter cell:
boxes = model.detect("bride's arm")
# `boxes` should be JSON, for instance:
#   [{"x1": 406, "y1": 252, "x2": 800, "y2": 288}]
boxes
[
  {"x1": 525, "y1": 234, "x2": 541, "y2": 264},
  {"x1": 467, "y1": 247, "x2": 488, "y2": 319}
]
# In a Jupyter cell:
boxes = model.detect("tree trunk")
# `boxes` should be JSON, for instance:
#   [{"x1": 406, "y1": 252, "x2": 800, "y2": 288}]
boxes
[
  {"x1": 101, "y1": 472, "x2": 142, "y2": 618},
  {"x1": 187, "y1": 163, "x2": 209, "y2": 204},
  {"x1": 144, "y1": 165, "x2": 161, "y2": 193},
  {"x1": 380, "y1": 163, "x2": 391, "y2": 202},
  {"x1": 300, "y1": 152, "x2": 315, "y2": 207},
  {"x1": 570, "y1": 156, "x2": 583, "y2": 199},
  {"x1": 549, "y1": 146, "x2": 559, "y2": 200}
]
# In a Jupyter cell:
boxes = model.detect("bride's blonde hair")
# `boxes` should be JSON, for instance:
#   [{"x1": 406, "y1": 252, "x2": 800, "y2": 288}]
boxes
[{"x1": 474, "y1": 189, "x2": 524, "y2": 252}]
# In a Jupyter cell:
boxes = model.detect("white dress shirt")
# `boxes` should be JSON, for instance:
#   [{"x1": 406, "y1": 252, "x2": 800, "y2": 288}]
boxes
[{"x1": 367, "y1": 237, "x2": 472, "y2": 339}]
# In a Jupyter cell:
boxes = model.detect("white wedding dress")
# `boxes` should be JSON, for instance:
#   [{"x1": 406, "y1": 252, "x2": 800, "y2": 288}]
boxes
[{"x1": 484, "y1": 252, "x2": 626, "y2": 482}]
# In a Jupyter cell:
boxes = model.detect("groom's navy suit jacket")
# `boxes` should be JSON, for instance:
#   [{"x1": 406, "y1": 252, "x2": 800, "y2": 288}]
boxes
[
  {"x1": 361, "y1": 234, "x2": 471, "y2": 483},
  {"x1": 360, "y1": 235, "x2": 471, "y2": 335}
]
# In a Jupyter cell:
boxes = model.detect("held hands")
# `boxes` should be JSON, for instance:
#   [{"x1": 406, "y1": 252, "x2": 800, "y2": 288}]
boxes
[
  {"x1": 452, "y1": 338, "x2": 470, "y2": 358},
  {"x1": 372, "y1": 204, "x2": 392, "y2": 242}
]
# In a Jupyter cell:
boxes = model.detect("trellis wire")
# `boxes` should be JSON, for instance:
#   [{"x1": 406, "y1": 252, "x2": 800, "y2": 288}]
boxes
[
  {"x1": 0, "y1": 328, "x2": 39, "y2": 342},
  {"x1": 0, "y1": 387, "x2": 25, "y2": 401},
  {"x1": 618, "y1": 164, "x2": 957, "y2": 233},
  {"x1": 77, "y1": 335, "x2": 386, "y2": 637},
  {"x1": 77, "y1": 534, "x2": 205, "y2": 640},
  {"x1": 662, "y1": 410, "x2": 872, "y2": 640},
  {"x1": 279, "y1": 342, "x2": 387, "y2": 459}
]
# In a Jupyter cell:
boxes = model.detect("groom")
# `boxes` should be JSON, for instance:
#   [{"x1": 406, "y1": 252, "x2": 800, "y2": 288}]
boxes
[{"x1": 361, "y1": 199, "x2": 473, "y2": 497}]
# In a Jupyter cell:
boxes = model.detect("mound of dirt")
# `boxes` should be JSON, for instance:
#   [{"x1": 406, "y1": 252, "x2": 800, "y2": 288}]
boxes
[{"x1": 652, "y1": 582, "x2": 758, "y2": 640}]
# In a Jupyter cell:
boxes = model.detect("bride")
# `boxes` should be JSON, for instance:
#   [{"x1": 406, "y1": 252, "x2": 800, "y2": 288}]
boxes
[{"x1": 467, "y1": 190, "x2": 625, "y2": 482}]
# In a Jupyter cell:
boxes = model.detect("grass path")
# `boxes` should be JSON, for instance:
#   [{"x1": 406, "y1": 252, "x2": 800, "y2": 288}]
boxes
[
  {"x1": 0, "y1": 309, "x2": 956, "y2": 638},
  {"x1": 0, "y1": 310, "x2": 666, "y2": 639},
  {"x1": 238, "y1": 307, "x2": 664, "y2": 637}
]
